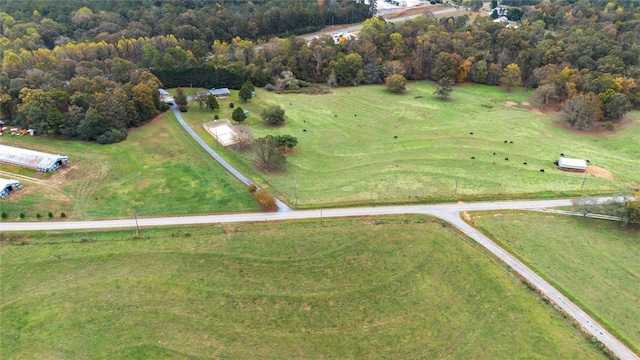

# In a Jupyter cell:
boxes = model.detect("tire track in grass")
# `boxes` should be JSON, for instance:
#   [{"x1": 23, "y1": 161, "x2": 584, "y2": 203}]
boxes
[
  {"x1": 70, "y1": 161, "x2": 111, "y2": 219},
  {"x1": 0, "y1": 170, "x2": 49, "y2": 187}
]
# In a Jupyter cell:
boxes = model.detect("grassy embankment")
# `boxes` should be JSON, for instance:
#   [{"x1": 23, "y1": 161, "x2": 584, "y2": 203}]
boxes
[
  {"x1": 178, "y1": 82, "x2": 640, "y2": 207},
  {"x1": 471, "y1": 211, "x2": 640, "y2": 353},
  {"x1": 1, "y1": 217, "x2": 608, "y2": 359},
  {"x1": 0, "y1": 110, "x2": 259, "y2": 220}
]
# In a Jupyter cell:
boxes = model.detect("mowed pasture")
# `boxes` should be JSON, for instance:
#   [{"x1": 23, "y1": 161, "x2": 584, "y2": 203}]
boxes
[
  {"x1": 471, "y1": 211, "x2": 640, "y2": 353},
  {"x1": 0, "y1": 111, "x2": 258, "y2": 220},
  {"x1": 181, "y1": 82, "x2": 640, "y2": 206},
  {"x1": 0, "y1": 218, "x2": 607, "y2": 359}
]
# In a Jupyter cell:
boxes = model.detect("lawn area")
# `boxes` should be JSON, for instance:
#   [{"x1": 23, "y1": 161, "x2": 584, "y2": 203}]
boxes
[
  {"x1": 179, "y1": 83, "x2": 640, "y2": 206},
  {"x1": 471, "y1": 211, "x2": 640, "y2": 353},
  {"x1": 0, "y1": 218, "x2": 607, "y2": 359},
  {"x1": 0, "y1": 111, "x2": 259, "y2": 220}
]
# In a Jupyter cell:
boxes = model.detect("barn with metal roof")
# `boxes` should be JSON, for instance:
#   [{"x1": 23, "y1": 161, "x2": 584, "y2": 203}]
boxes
[
  {"x1": 0, "y1": 178, "x2": 20, "y2": 198},
  {"x1": 0, "y1": 144, "x2": 69, "y2": 172}
]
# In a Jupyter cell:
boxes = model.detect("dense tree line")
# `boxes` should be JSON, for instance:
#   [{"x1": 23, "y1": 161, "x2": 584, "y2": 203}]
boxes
[
  {"x1": 221, "y1": 0, "x2": 639, "y2": 129},
  {"x1": 2, "y1": 0, "x2": 640, "y2": 144},
  {"x1": 0, "y1": 0, "x2": 374, "y2": 49},
  {"x1": 0, "y1": 0, "x2": 372, "y2": 143}
]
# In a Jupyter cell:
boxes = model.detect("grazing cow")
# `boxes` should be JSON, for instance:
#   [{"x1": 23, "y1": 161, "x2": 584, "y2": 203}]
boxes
[
  {"x1": 393, "y1": 135, "x2": 398, "y2": 139},
  {"x1": 471, "y1": 156, "x2": 475, "y2": 159},
  {"x1": 540, "y1": 169, "x2": 545, "y2": 172},
  {"x1": 335, "y1": 114, "x2": 337, "y2": 117},
  {"x1": 560, "y1": 153, "x2": 564, "y2": 157},
  {"x1": 303, "y1": 129, "x2": 307, "y2": 132},
  {"x1": 509, "y1": 141, "x2": 513, "y2": 143},
  {"x1": 523, "y1": 162, "x2": 527, "y2": 165},
  {"x1": 504, "y1": 140, "x2": 508, "y2": 143},
  {"x1": 493, "y1": 152, "x2": 496, "y2": 155},
  {"x1": 354, "y1": 114, "x2": 357, "y2": 117},
  {"x1": 505, "y1": 157, "x2": 509, "y2": 161},
  {"x1": 469, "y1": 132, "x2": 474, "y2": 135},
  {"x1": 586, "y1": 159, "x2": 590, "y2": 163}
]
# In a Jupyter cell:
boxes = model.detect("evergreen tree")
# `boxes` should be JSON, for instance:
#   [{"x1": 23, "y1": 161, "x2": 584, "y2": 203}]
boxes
[
  {"x1": 206, "y1": 95, "x2": 219, "y2": 110},
  {"x1": 232, "y1": 107, "x2": 247, "y2": 123},
  {"x1": 239, "y1": 82, "x2": 253, "y2": 102}
]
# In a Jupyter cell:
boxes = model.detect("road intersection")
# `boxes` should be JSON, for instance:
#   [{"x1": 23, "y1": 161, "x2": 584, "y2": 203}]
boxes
[{"x1": 2, "y1": 195, "x2": 637, "y2": 358}]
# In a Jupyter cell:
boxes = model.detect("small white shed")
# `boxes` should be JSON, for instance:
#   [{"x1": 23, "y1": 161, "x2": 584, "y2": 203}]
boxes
[{"x1": 558, "y1": 157, "x2": 587, "y2": 172}]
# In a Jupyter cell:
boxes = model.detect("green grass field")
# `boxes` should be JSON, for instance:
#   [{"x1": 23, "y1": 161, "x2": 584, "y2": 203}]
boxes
[
  {"x1": 471, "y1": 211, "x2": 640, "y2": 353},
  {"x1": 0, "y1": 111, "x2": 259, "y2": 220},
  {"x1": 179, "y1": 83, "x2": 640, "y2": 206},
  {"x1": 0, "y1": 218, "x2": 607, "y2": 359}
]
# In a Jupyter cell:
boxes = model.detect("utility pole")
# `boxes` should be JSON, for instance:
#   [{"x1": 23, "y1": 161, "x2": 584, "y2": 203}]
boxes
[
  {"x1": 294, "y1": 181, "x2": 298, "y2": 206},
  {"x1": 133, "y1": 210, "x2": 140, "y2": 236},
  {"x1": 581, "y1": 172, "x2": 587, "y2": 191}
]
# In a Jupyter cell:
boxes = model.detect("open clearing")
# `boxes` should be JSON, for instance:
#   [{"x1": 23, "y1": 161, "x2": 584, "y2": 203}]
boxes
[
  {"x1": 471, "y1": 211, "x2": 640, "y2": 353},
  {"x1": 0, "y1": 218, "x2": 606, "y2": 359},
  {"x1": 179, "y1": 83, "x2": 640, "y2": 207},
  {"x1": 0, "y1": 112, "x2": 258, "y2": 220}
]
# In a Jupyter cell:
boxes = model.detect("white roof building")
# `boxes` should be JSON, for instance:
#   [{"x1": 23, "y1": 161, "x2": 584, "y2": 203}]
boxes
[
  {"x1": 0, "y1": 177, "x2": 20, "y2": 198},
  {"x1": 0, "y1": 144, "x2": 69, "y2": 172},
  {"x1": 558, "y1": 157, "x2": 587, "y2": 171},
  {"x1": 159, "y1": 89, "x2": 174, "y2": 103}
]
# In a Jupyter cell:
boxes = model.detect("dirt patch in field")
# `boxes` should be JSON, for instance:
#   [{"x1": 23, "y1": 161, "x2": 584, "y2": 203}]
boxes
[
  {"x1": 461, "y1": 211, "x2": 470, "y2": 221},
  {"x1": 506, "y1": 99, "x2": 554, "y2": 115},
  {"x1": 493, "y1": 213, "x2": 502, "y2": 217},
  {"x1": 586, "y1": 165, "x2": 614, "y2": 179}
]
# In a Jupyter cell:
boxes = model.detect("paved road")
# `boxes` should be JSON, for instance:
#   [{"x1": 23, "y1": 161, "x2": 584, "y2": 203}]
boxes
[
  {"x1": 3, "y1": 197, "x2": 637, "y2": 359},
  {"x1": 170, "y1": 105, "x2": 292, "y2": 212},
  {"x1": 303, "y1": 3, "x2": 489, "y2": 41}
]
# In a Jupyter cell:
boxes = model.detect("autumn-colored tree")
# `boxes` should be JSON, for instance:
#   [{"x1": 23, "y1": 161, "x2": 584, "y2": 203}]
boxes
[
  {"x1": 386, "y1": 74, "x2": 407, "y2": 93},
  {"x1": 432, "y1": 52, "x2": 457, "y2": 82},
  {"x1": 132, "y1": 83, "x2": 159, "y2": 126},
  {"x1": 456, "y1": 57, "x2": 473, "y2": 83},
  {"x1": 561, "y1": 93, "x2": 603, "y2": 130},
  {"x1": 501, "y1": 63, "x2": 521, "y2": 91}
]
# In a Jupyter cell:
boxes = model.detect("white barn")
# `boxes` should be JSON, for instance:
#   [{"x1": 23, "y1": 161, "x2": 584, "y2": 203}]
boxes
[
  {"x1": 0, "y1": 144, "x2": 69, "y2": 172},
  {"x1": 558, "y1": 157, "x2": 587, "y2": 172},
  {"x1": 0, "y1": 177, "x2": 20, "y2": 198}
]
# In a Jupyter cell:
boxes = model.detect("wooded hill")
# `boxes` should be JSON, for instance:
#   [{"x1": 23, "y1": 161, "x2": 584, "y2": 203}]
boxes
[{"x1": 1, "y1": 0, "x2": 639, "y2": 143}]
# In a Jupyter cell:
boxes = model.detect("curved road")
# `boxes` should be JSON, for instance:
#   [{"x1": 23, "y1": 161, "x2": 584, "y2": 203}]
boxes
[
  {"x1": 3, "y1": 198, "x2": 638, "y2": 359},
  {"x1": 170, "y1": 105, "x2": 292, "y2": 212}
]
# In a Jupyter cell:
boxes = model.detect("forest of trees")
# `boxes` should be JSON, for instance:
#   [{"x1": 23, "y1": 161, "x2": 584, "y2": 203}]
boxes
[
  {"x1": 1, "y1": 0, "x2": 639, "y2": 143},
  {"x1": 0, "y1": 0, "x2": 373, "y2": 143}
]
